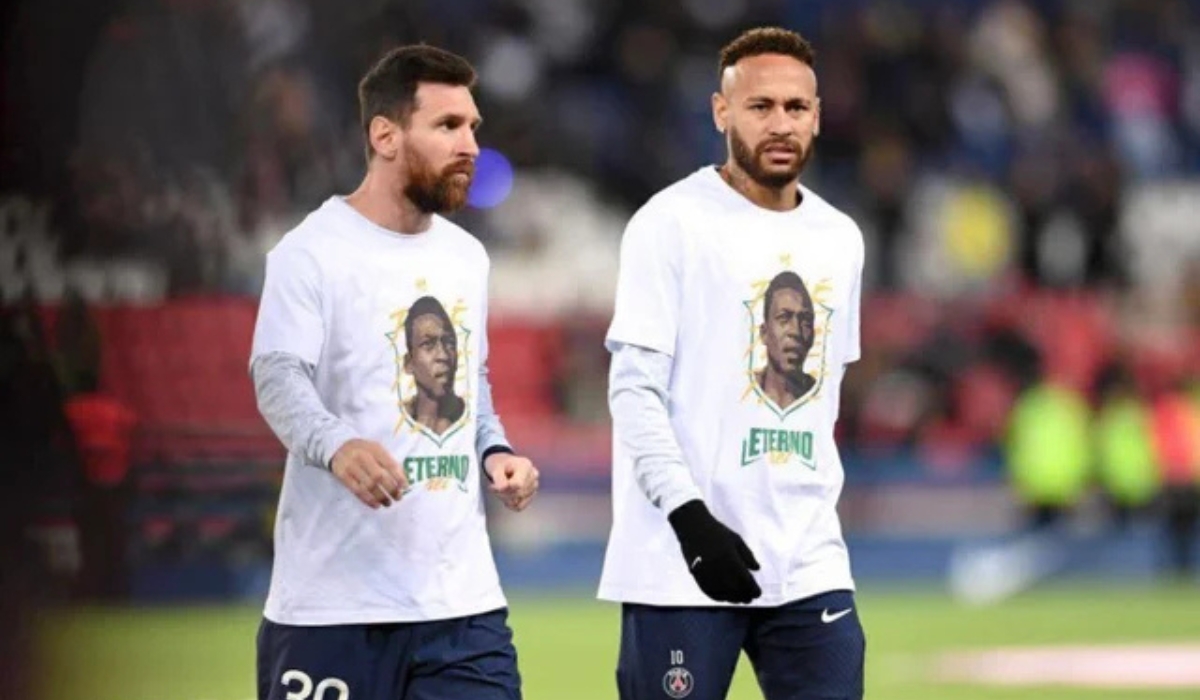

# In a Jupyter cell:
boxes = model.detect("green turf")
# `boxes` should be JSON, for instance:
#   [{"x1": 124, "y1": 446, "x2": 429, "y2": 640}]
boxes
[{"x1": 33, "y1": 583, "x2": 1200, "y2": 700}]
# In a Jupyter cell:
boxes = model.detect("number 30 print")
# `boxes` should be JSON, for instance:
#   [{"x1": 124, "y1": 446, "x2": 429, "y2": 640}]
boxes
[{"x1": 282, "y1": 669, "x2": 350, "y2": 700}]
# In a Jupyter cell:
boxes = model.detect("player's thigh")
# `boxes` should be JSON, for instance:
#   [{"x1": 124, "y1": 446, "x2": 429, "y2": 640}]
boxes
[
  {"x1": 617, "y1": 603, "x2": 748, "y2": 700},
  {"x1": 406, "y1": 608, "x2": 521, "y2": 700},
  {"x1": 745, "y1": 590, "x2": 865, "y2": 700},
  {"x1": 257, "y1": 619, "x2": 398, "y2": 700}
]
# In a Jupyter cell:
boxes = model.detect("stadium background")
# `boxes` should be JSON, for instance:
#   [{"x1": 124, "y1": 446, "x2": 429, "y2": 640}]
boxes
[{"x1": 2, "y1": 0, "x2": 1199, "y2": 698}]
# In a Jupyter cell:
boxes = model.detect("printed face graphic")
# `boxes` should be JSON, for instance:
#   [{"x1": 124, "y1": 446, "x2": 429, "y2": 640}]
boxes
[
  {"x1": 753, "y1": 270, "x2": 820, "y2": 413},
  {"x1": 406, "y1": 312, "x2": 458, "y2": 398},
  {"x1": 393, "y1": 295, "x2": 467, "y2": 440},
  {"x1": 761, "y1": 286, "x2": 815, "y2": 379}
]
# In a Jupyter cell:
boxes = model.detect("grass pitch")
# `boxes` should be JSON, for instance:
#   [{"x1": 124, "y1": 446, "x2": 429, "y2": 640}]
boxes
[{"x1": 34, "y1": 583, "x2": 1200, "y2": 699}]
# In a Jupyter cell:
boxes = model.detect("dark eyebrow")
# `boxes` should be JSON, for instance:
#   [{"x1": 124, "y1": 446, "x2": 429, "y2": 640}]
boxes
[
  {"x1": 438, "y1": 112, "x2": 483, "y2": 129},
  {"x1": 745, "y1": 96, "x2": 813, "y2": 108}
]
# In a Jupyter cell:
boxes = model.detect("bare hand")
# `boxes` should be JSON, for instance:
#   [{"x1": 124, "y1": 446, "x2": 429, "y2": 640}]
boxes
[
  {"x1": 485, "y1": 453, "x2": 539, "y2": 512},
  {"x1": 330, "y1": 439, "x2": 408, "y2": 509}
]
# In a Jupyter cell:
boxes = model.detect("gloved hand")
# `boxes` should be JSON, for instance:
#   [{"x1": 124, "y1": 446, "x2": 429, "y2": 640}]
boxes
[{"x1": 667, "y1": 499, "x2": 762, "y2": 603}]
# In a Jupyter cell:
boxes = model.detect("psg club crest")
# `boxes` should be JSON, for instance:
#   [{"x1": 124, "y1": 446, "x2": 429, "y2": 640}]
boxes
[{"x1": 662, "y1": 666, "x2": 694, "y2": 698}]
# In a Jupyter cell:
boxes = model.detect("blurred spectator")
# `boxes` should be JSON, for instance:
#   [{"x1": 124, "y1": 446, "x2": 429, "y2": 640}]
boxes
[
  {"x1": 859, "y1": 124, "x2": 913, "y2": 290},
  {"x1": 970, "y1": 0, "x2": 1059, "y2": 133},
  {"x1": 1067, "y1": 147, "x2": 1124, "y2": 288},
  {"x1": 915, "y1": 397, "x2": 978, "y2": 478},
  {"x1": 74, "y1": 0, "x2": 248, "y2": 184},
  {"x1": 1103, "y1": 48, "x2": 1181, "y2": 179},
  {"x1": 63, "y1": 389, "x2": 138, "y2": 601},
  {"x1": 1005, "y1": 378, "x2": 1091, "y2": 530},
  {"x1": 0, "y1": 292, "x2": 76, "y2": 696},
  {"x1": 0, "y1": 293, "x2": 76, "y2": 517},
  {"x1": 1009, "y1": 143, "x2": 1063, "y2": 286},
  {"x1": 53, "y1": 286, "x2": 135, "y2": 601},
  {"x1": 1184, "y1": 256, "x2": 1200, "y2": 329},
  {"x1": 53, "y1": 289, "x2": 101, "y2": 395},
  {"x1": 1150, "y1": 381, "x2": 1200, "y2": 578},
  {"x1": 1093, "y1": 363, "x2": 1159, "y2": 529}
]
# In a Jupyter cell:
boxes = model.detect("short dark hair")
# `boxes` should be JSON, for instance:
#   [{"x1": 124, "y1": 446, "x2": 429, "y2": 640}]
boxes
[
  {"x1": 404, "y1": 296, "x2": 454, "y2": 351},
  {"x1": 763, "y1": 271, "x2": 811, "y2": 317},
  {"x1": 719, "y1": 27, "x2": 816, "y2": 82},
  {"x1": 358, "y1": 44, "x2": 477, "y2": 158}
]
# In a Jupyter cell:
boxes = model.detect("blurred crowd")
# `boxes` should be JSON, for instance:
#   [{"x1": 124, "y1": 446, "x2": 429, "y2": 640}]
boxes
[
  {"x1": 2, "y1": 1, "x2": 1199, "y2": 479},
  {"x1": 1005, "y1": 362, "x2": 1200, "y2": 577},
  {"x1": 2, "y1": 0, "x2": 1200, "y2": 294}
]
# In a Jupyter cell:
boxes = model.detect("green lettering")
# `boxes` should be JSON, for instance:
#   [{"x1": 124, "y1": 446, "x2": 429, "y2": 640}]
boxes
[
  {"x1": 742, "y1": 428, "x2": 818, "y2": 469},
  {"x1": 399, "y1": 456, "x2": 477, "y2": 483}
]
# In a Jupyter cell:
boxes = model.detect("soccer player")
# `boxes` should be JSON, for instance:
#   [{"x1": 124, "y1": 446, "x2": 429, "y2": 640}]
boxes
[
  {"x1": 250, "y1": 45, "x2": 538, "y2": 700},
  {"x1": 601, "y1": 27, "x2": 866, "y2": 700}
]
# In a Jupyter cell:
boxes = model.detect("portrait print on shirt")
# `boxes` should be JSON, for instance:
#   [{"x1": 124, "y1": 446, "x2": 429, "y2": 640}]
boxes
[
  {"x1": 387, "y1": 293, "x2": 472, "y2": 445},
  {"x1": 744, "y1": 261, "x2": 834, "y2": 419}
]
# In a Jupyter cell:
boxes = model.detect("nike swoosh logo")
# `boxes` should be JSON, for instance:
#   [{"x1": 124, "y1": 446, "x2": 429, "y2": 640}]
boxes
[
  {"x1": 690, "y1": 556, "x2": 702, "y2": 570},
  {"x1": 821, "y1": 608, "x2": 852, "y2": 624}
]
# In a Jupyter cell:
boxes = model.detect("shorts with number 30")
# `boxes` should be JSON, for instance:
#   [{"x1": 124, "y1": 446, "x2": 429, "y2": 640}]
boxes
[{"x1": 256, "y1": 608, "x2": 521, "y2": 700}]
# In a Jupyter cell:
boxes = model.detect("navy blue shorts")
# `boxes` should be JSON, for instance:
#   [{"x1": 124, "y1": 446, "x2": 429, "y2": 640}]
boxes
[
  {"x1": 617, "y1": 590, "x2": 865, "y2": 700},
  {"x1": 257, "y1": 608, "x2": 521, "y2": 700}
]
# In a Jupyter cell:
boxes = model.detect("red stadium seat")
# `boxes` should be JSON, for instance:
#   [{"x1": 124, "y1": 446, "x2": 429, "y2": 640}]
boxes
[{"x1": 486, "y1": 319, "x2": 564, "y2": 419}]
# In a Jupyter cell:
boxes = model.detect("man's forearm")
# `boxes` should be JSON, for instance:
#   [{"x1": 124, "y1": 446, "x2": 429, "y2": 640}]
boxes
[
  {"x1": 476, "y1": 367, "x2": 513, "y2": 469},
  {"x1": 609, "y1": 342, "x2": 702, "y2": 512},
  {"x1": 251, "y1": 351, "x2": 357, "y2": 469}
]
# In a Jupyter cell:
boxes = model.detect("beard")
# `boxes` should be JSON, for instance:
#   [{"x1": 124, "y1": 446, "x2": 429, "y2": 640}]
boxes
[
  {"x1": 729, "y1": 125, "x2": 812, "y2": 189},
  {"x1": 402, "y1": 148, "x2": 475, "y2": 214}
]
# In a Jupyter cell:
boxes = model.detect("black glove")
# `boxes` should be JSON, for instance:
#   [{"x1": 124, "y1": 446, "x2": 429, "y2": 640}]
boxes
[{"x1": 667, "y1": 499, "x2": 762, "y2": 604}]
